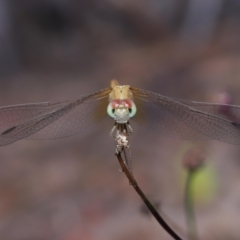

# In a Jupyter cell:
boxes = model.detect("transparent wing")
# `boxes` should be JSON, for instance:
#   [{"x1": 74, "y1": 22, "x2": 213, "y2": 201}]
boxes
[
  {"x1": 0, "y1": 101, "x2": 72, "y2": 132},
  {"x1": 0, "y1": 88, "x2": 111, "y2": 146},
  {"x1": 171, "y1": 98, "x2": 240, "y2": 123},
  {"x1": 130, "y1": 87, "x2": 240, "y2": 144}
]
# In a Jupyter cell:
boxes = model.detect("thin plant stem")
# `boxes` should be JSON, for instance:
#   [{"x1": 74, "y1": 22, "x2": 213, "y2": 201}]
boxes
[
  {"x1": 116, "y1": 150, "x2": 184, "y2": 240},
  {"x1": 184, "y1": 169, "x2": 198, "y2": 240}
]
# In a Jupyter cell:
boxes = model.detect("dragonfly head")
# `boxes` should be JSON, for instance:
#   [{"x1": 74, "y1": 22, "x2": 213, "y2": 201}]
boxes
[{"x1": 107, "y1": 99, "x2": 137, "y2": 123}]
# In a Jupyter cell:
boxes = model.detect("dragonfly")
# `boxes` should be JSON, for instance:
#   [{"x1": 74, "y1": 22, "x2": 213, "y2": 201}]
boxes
[{"x1": 0, "y1": 80, "x2": 240, "y2": 149}]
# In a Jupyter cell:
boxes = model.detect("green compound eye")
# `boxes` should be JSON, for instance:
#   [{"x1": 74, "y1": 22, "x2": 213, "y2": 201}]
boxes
[
  {"x1": 128, "y1": 102, "x2": 137, "y2": 118},
  {"x1": 107, "y1": 104, "x2": 115, "y2": 118}
]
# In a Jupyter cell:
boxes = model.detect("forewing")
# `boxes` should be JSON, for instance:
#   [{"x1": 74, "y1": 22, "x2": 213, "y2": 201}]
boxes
[
  {"x1": 0, "y1": 88, "x2": 111, "y2": 146},
  {"x1": 172, "y1": 98, "x2": 240, "y2": 123},
  {"x1": 130, "y1": 87, "x2": 240, "y2": 144},
  {"x1": 0, "y1": 101, "x2": 68, "y2": 133}
]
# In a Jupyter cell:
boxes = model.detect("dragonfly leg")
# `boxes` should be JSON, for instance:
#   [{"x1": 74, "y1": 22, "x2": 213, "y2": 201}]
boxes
[
  {"x1": 110, "y1": 122, "x2": 117, "y2": 137},
  {"x1": 126, "y1": 122, "x2": 134, "y2": 135}
]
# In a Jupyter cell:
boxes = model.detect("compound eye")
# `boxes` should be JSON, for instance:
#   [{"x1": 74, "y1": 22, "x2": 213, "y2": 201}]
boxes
[
  {"x1": 128, "y1": 102, "x2": 137, "y2": 118},
  {"x1": 107, "y1": 103, "x2": 115, "y2": 118}
]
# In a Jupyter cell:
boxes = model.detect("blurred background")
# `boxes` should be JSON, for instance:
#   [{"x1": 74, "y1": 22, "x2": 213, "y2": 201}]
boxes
[{"x1": 1, "y1": 0, "x2": 240, "y2": 239}]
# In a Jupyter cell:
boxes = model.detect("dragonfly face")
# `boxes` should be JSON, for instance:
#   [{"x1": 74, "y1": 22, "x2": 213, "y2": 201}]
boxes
[
  {"x1": 107, "y1": 99, "x2": 137, "y2": 123},
  {"x1": 107, "y1": 81, "x2": 137, "y2": 124}
]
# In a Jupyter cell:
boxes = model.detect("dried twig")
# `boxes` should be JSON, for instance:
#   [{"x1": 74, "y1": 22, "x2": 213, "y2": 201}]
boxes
[{"x1": 116, "y1": 150, "x2": 184, "y2": 240}]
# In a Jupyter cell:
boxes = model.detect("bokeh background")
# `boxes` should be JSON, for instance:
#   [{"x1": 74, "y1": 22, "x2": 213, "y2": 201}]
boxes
[{"x1": 1, "y1": 0, "x2": 240, "y2": 239}]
